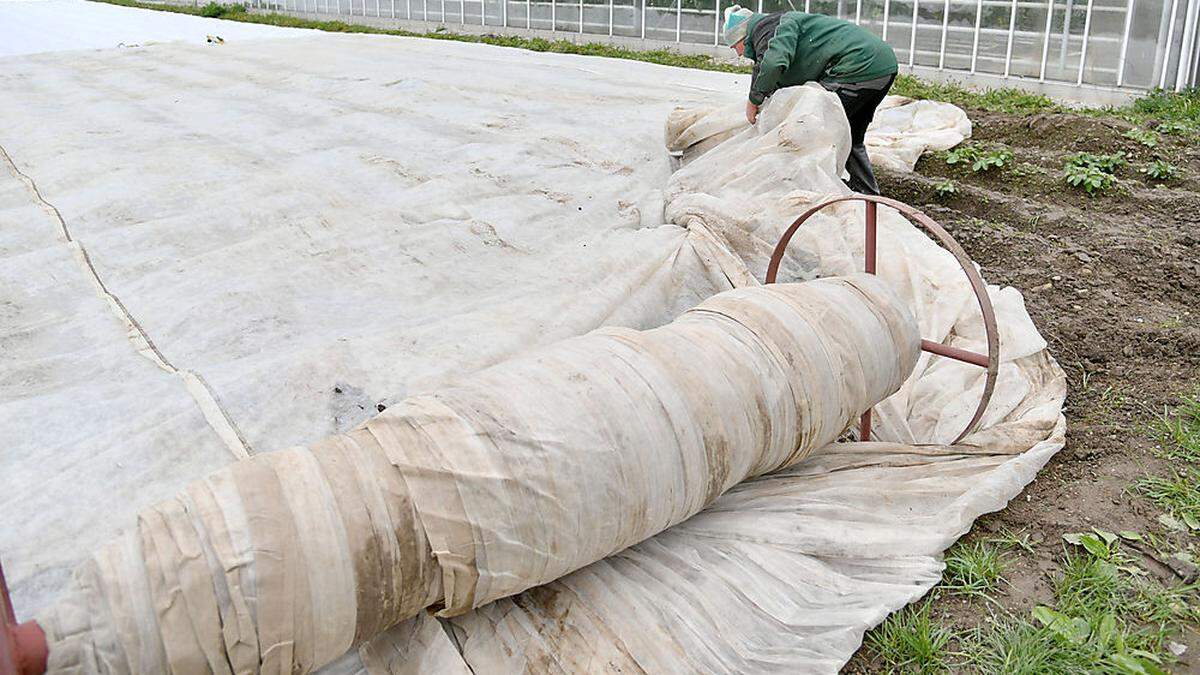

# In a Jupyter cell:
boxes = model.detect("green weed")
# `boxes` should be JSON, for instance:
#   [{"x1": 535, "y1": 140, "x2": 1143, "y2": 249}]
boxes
[
  {"x1": 987, "y1": 527, "x2": 1037, "y2": 554},
  {"x1": 865, "y1": 601, "x2": 956, "y2": 673},
  {"x1": 942, "y1": 541, "x2": 1007, "y2": 598},
  {"x1": 1153, "y1": 393, "x2": 1200, "y2": 461},
  {"x1": 1134, "y1": 469, "x2": 1200, "y2": 531}
]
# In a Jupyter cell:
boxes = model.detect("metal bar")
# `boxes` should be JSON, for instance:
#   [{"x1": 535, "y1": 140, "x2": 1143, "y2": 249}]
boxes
[
  {"x1": 676, "y1": 0, "x2": 681, "y2": 40},
  {"x1": 713, "y1": 0, "x2": 719, "y2": 44},
  {"x1": 757, "y1": 0, "x2": 762, "y2": 12},
  {"x1": 391, "y1": 0, "x2": 396, "y2": 18},
  {"x1": 612, "y1": 0, "x2": 617, "y2": 36},
  {"x1": 921, "y1": 339, "x2": 990, "y2": 367},
  {"x1": 1003, "y1": 0, "x2": 1017, "y2": 76},
  {"x1": 938, "y1": 0, "x2": 950, "y2": 69},
  {"x1": 640, "y1": 0, "x2": 645, "y2": 38},
  {"x1": 1076, "y1": 0, "x2": 1094, "y2": 85},
  {"x1": 865, "y1": 201, "x2": 878, "y2": 274},
  {"x1": 882, "y1": 0, "x2": 891, "y2": 40},
  {"x1": 970, "y1": 0, "x2": 983, "y2": 72},
  {"x1": 376, "y1": 0, "x2": 380, "y2": 17},
  {"x1": 580, "y1": 0, "x2": 584, "y2": 32},
  {"x1": 858, "y1": 201, "x2": 879, "y2": 444},
  {"x1": 1160, "y1": 0, "x2": 1179, "y2": 88},
  {"x1": 909, "y1": 0, "x2": 919, "y2": 66},
  {"x1": 527, "y1": 0, "x2": 531, "y2": 27},
  {"x1": 855, "y1": 0, "x2": 862, "y2": 23},
  {"x1": 1116, "y1": 0, "x2": 1133, "y2": 85},
  {"x1": 1059, "y1": 0, "x2": 1073, "y2": 70},
  {"x1": 503, "y1": 0, "x2": 508, "y2": 25},
  {"x1": 1039, "y1": 0, "x2": 1054, "y2": 80},
  {"x1": 805, "y1": 0, "x2": 810, "y2": 11},
  {"x1": 1176, "y1": 0, "x2": 1199, "y2": 90}
]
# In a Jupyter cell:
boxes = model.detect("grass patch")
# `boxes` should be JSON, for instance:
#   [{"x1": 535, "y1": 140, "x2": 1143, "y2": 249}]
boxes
[
  {"x1": 92, "y1": 0, "x2": 1200, "y2": 136},
  {"x1": 1135, "y1": 469, "x2": 1200, "y2": 531},
  {"x1": 942, "y1": 541, "x2": 1007, "y2": 598},
  {"x1": 1153, "y1": 392, "x2": 1200, "y2": 462},
  {"x1": 865, "y1": 601, "x2": 956, "y2": 673}
]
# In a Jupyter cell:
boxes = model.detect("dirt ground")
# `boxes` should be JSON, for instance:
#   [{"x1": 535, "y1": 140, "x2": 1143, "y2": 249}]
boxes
[{"x1": 846, "y1": 108, "x2": 1200, "y2": 671}]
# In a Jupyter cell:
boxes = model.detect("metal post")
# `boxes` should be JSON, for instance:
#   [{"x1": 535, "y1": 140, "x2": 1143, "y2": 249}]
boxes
[
  {"x1": 805, "y1": 0, "x2": 810, "y2": 11},
  {"x1": 1116, "y1": 0, "x2": 1134, "y2": 85},
  {"x1": 1039, "y1": 0, "x2": 1055, "y2": 81},
  {"x1": 860, "y1": 200, "x2": 878, "y2": 443},
  {"x1": 1160, "y1": 0, "x2": 1180, "y2": 89},
  {"x1": 503, "y1": 0, "x2": 508, "y2": 25},
  {"x1": 391, "y1": 0, "x2": 395, "y2": 17},
  {"x1": 554, "y1": 0, "x2": 558, "y2": 30},
  {"x1": 640, "y1": 0, "x2": 645, "y2": 38},
  {"x1": 909, "y1": 0, "x2": 919, "y2": 66},
  {"x1": 527, "y1": 0, "x2": 531, "y2": 28},
  {"x1": 970, "y1": 0, "x2": 982, "y2": 72},
  {"x1": 1059, "y1": 0, "x2": 1073, "y2": 70},
  {"x1": 882, "y1": 0, "x2": 891, "y2": 40},
  {"x1": 1003, "y1": 0, "x2": 1017, "y2": 76},
  {"x1": 581, "y1": 0, "x2": 586, "y2": 32},
  {"x1": 612, "y1": 0, "x2": 617, "y2": 36},
  {"x1": 713, "y1": 0, "x2": 720, "y2": 44},
  {"x1": 675, "y1": 0, "x2": 681, "y2": 40},
  {"x1": 855, "y1": 0, "x2": 861, "y2": 23},
  {"x1": 1176, "y1": 0, "x2": 1199, "y2": 90},
  {"x1": 376, "y1": 0, "x2": 380, "y2": 16},
  {"x1": 1076, "y1": 0, "x2": 1094, "y2": 84},
  {"x1": 937, "y1": 0, "x2": 949, "y2": 69}
]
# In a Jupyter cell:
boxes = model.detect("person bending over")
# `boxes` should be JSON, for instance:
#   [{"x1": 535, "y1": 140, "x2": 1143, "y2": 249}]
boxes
[{"x1": 724, "y1": 6, "x2": 898, "y2": 195}]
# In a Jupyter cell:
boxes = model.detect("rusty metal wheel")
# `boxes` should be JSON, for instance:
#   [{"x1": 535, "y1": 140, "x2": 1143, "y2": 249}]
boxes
[{"x1": 765, "y1": 195, "x2": 999, "y2": 445}]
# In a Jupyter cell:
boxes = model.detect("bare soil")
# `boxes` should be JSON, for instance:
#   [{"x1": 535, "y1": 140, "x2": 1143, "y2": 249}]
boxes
[{"x1": 848, "y1": 110, "x2": 1200, "y2": 671}]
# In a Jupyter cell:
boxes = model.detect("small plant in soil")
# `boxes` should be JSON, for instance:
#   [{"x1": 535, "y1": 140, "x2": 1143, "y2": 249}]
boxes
[
  {"x1": 1141, "y1": 160, "x2": 1180, "y2": 181},
  {"x1": 864, "y1": 601, "x2": 954, "y2": 673},
  {"x1": 943, "y1": 143, "x2": 1013, "y2": 173},
  {"x1": 1135, "y1": 469, "x2": 1200, "y2": 531},
  {"x1": 942, "y1": 541, "x2": 1007, "y2": 598},
  {"x1": 1123, "y1": 128, "x2": 1161, "y2": 148},
  {"x1": 933, "y1": 179, "x2": 958, "y2": 199},
  {"x1": 1154, "y1": 392, "x2": 1200, "y2": 462},
  {"x1": 1063, "y1": 151, "x2": 1126, "y2": 195}
]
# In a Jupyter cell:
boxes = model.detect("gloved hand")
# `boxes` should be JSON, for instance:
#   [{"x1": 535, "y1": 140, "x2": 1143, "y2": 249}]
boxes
[{"x1": 746, "y1": 101, "x2": 759, "y2": 124}]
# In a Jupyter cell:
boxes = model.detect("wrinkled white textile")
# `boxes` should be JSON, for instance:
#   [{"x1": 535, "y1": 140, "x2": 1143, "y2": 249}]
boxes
[
  {"x1": 0, "y1": 19, "x2": 1063, "y2": 674},
  {"x1": 37, "y1": 275, "x2": 920, "y2": 674}
]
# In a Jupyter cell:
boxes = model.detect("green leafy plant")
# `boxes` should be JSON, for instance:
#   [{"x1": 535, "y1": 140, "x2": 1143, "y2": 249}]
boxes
[
  {"x1": 943, "y1": 144, "x2": 1013, "y2": 173},
  {"x1": 1124, "y1": 127, "x2": 1160, "y2": 147},
  {"x1": 1063, "y1": 151, "x2": 1126, "y2": 194},
  {"x1": 1141, "y1": 160, "x2": 1179, "y2": 181},
  {"x1": 933, "y1": 179, "x2": 958, "y2": 199}
]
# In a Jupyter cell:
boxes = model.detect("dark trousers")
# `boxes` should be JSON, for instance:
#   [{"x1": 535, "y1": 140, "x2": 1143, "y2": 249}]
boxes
[{"x1": 821, "y1": 73, "x2": 897, "y2": 196}]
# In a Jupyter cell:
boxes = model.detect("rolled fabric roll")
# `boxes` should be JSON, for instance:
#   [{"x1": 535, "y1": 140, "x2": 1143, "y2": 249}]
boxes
[{"x1": 37, "y1": 274, "x2": 919, "y2": 675}]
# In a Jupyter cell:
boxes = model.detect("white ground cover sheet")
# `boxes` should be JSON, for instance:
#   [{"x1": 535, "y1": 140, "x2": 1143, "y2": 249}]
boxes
[
  {"x1": 0, "y1": 0, "x2": 307, "y2": 58},
  {"x1": 0, "y1": 22, "x2": 1065, "y2": 673}
]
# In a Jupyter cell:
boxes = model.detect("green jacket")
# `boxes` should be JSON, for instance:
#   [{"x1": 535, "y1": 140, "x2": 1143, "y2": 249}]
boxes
[{"x1": 744, "y1": 12, "x2": 898, "y2": 105}]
